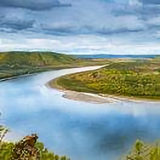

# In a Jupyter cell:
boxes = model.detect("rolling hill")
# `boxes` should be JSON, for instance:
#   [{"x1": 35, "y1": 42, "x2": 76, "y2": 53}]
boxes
[{"x1": 0, "y1": 51, "x2": 77, "y2": 69}]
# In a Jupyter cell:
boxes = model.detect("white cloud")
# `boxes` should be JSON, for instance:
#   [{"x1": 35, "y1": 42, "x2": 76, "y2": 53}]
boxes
[
  {"x1": 0, "y1": 0, "x2": 160, "y2": 55},
  {"x1": 129, "y1": 0, "x2": 142, "y2": 6},
  {"x1": 0, "y1": 33, "x2": 160, "y2": 55}
]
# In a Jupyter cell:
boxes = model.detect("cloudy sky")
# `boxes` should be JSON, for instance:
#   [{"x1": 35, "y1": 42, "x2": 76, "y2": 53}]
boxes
[{"x1": 0, "y1": 0, "x2": 160, "y2": 55}]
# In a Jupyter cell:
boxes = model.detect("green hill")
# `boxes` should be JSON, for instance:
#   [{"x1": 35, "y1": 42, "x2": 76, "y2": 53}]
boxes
[
  {"x1": 53, "y1": 59, "x2": 160, "y2": 100},
  {"x1": 0, "y1": 51, "x2": 109, "y2": 80},
  {"x1": 0, "y1": 51, "x2": 77, "y2": 69}
]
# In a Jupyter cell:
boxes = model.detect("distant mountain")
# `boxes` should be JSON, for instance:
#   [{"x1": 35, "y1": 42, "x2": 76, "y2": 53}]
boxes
[{"x1": 75, "y1": 54, "x2": 157, "y2": 59}]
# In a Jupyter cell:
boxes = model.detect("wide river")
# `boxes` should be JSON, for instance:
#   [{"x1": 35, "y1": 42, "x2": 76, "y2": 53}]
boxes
[{"x1": 0, "y1": 66, "x2": 160, "y2": 160}]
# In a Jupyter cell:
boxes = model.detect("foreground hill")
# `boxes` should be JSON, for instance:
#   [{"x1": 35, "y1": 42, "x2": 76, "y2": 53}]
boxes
[
  {"x1": 0, "y1": 51, "x2": 109, "y2": 80},
  {"x1": 53, "y1": 59, "x2": 160, "y2": 100}
]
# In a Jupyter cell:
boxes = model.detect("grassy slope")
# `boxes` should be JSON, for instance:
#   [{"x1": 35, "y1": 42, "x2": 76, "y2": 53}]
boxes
[
  {"x1": 55, "y1": 59, "x2": 160, "y2": 100},
  {"x1": 0, "y1": 51, "x2": 109, "y2": 80}
]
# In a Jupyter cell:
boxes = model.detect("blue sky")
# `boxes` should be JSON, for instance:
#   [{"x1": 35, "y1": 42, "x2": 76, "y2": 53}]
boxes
[{"x1": 0, "y1": 0, "x2": 160, "y2": 55}]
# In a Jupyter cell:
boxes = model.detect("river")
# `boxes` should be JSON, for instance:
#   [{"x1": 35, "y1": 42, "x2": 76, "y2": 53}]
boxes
[{"x1": 0, "y1": 66, "x2": 160, "y2": 160}]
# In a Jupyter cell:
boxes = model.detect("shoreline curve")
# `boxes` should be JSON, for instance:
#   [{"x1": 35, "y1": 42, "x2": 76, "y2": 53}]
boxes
[{"x1": 46, "y1": 66, "x2": 160, "y2": 104}]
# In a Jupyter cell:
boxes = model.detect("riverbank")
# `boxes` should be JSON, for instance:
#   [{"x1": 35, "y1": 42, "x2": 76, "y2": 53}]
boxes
[
  {"x1": 48, "y1": 77, "x2": 160, "y2": 103},
  {"x1": 46, "y1": 65, "x2": 116, "y2": 104},
  {"x1": 48, "y1": 78, "x2": 145, "y2": 103},
  {"x1": 47, "y1": 80, "x2": 115, "y2": 104},
  {"x1": 0, "y1": 67, "x2": 72, "y2": 83}
]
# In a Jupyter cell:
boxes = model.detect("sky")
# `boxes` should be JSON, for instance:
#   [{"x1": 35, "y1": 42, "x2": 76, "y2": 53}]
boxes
[{"x1": 0, "y1": 0, "x2": 160, "y2": 55}]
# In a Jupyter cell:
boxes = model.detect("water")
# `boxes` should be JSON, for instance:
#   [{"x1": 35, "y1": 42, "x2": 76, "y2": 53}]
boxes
[{"x1": 0, "y1": 66, "x2": 160, "y2": 160}]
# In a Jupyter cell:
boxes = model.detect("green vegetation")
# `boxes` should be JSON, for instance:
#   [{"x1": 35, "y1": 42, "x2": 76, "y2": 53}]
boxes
[
  {"x1": 0, "y1": 126, "x2": 70, "y2": 160},
  {"x1": 54, "y1": 59, "x2": 160, "y2": 100},
  {"x1": 1, "y1": 125, "x2": 160, "y2": 160},
  {"x1": 122, "y1": 140, "x2": 160, "y2": 160},
  {"x1": 0, "y1": 51, "x2": 109, "y2": 80}
]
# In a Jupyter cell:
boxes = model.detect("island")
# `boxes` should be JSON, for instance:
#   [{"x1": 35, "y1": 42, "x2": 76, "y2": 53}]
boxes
[{"x1": 49, "y1": 58, "x2": 160, "y2": 101}]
